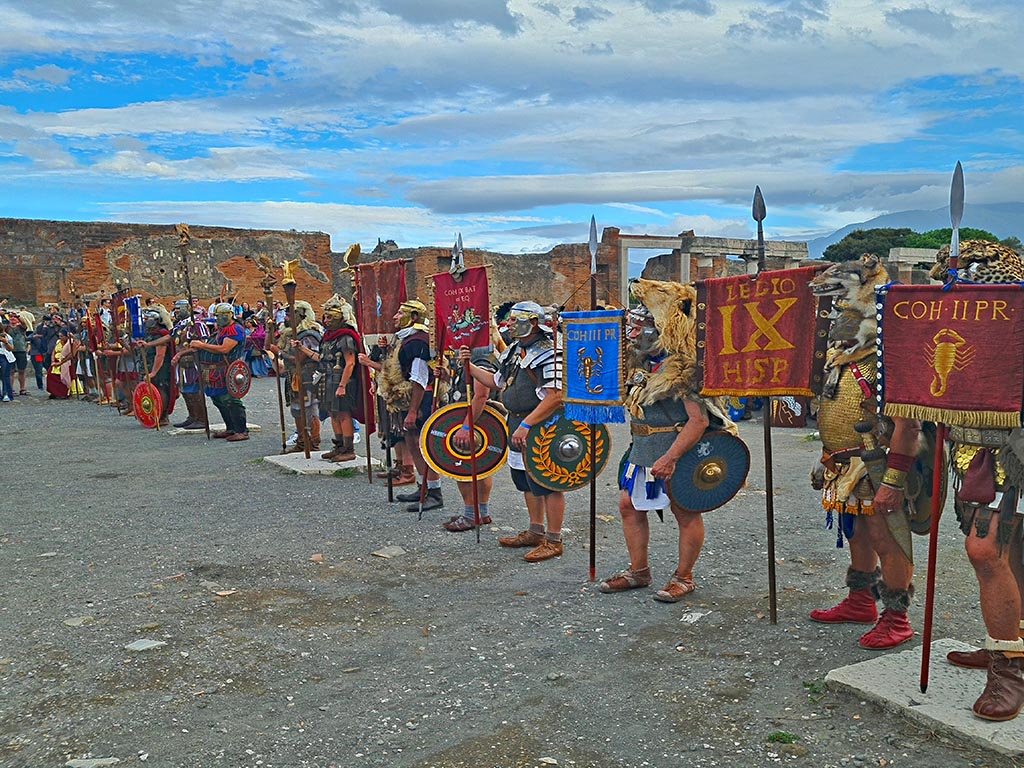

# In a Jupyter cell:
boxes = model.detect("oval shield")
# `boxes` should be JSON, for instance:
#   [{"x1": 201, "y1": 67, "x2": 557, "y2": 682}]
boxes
[
  {"x1": 133, "y1": 382, "x2": 163, "y2": 429},
  {"x1": 667, "y1": 431, "x2": 750, "y2": 513},
  {"x1": 226, "y1": 358, "x2": 251, "y2": 398},
  {"x1": 524, "y1": 412, "x2": 611, "y2": 492},
  {"x1": 421, "y1": 403, "x2": 509, "y2": 481}
]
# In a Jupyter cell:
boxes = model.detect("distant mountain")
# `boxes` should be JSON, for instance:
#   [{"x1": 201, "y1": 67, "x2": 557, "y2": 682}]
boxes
[{"x1": 805, "y1": 202, "x2": 1024, "y2": 258}]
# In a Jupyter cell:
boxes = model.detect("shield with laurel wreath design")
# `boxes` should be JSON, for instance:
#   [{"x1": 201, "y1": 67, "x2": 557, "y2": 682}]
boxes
[{"x1": 523, "y1": 411, "x2": 611, "y2": 492}]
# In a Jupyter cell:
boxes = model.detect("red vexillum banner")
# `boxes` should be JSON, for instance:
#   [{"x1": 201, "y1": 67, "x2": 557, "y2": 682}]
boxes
[
  {"x1": 353, "y1": 261, "x2": 408, "y2": 337},
  {"x1": 698, "y1": 266, "x2": 821, "y2": 398},
  {"x1": 432, "y1": 267, "x2": 490, "y2": 354},
  {"x1": 880, "y1": 283, "x2": 1024, "y2": 429}
]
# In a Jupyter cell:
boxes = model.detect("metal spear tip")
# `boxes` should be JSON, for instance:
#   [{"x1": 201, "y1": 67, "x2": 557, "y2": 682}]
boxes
[
  {"x1": 752, "y1": 186, "x2": 766, "y2": 222},
  {"x1": 950, "y1": 161, "x2": 964, "y2": 230},
  {"x1": 588, "y1": 215, "x2": 598, "y2": 258}
]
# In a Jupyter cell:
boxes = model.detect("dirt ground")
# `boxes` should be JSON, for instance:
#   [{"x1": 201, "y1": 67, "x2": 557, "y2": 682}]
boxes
[{"x1": 0, "y1": 378, "x2": 1017, "y2": 768}]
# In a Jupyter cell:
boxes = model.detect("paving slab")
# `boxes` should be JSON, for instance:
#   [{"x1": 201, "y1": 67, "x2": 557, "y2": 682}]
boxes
[
  {"x1": 262, "y1": 450, "x2": 382, "y2": 475},
  {"x1": 167, "y1": 422, "x2": 262, "y2": 436},
  {"x1": 826, "y1": 638, "x2": 1024, "y2": 757}
]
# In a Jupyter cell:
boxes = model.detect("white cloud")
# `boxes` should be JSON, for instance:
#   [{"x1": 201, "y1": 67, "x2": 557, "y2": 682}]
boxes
[
  {"x1": 884, "y1": 5, "x2": 959, "y2": 39},
  {"x1": 13, "y1": 63, "x2": 76, "y2": 85},
  {"x1": 1, "y1": 1, "x2": 1024, "y2": 254}
]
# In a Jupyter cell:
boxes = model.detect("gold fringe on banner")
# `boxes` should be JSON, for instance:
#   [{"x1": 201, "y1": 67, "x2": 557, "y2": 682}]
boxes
[
  {"x1": 883, "y1": 403, "x2": 1022, "y2": 430},
  {"x1": 701, "y1": 386, "x2": 815, "y2": 399}
]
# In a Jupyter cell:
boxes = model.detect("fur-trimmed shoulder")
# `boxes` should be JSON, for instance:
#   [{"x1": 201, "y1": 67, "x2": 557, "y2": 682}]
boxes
[{"x1": 625, "y1": 352, "x2": 698, "y2": 419}]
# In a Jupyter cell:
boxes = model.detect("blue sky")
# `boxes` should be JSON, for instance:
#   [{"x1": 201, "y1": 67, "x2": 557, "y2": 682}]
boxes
[{"x1": 2, "y1": 1, "x2": 1023, "y2": 273}]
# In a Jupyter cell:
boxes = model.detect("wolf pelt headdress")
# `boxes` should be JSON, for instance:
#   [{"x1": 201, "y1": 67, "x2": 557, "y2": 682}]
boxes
[{"x1": 626, "y1": 278, "x2": 735, "y2": 433}]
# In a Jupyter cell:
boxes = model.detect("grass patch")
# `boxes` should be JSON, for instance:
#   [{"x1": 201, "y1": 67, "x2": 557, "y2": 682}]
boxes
[
  {"x1": 333, "y1": 468, "x2": 359, "y2": 478},
  {"x1": 767, "y1": 731, "x2": 800, "y2": 744},
  {"x1": 803, "y1": 679, "x2": 827, "y2": 702}
]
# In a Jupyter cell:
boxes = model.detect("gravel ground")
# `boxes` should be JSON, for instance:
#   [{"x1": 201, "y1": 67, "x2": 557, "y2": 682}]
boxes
[{"x1": 0, "y1": 378, "x2": 1017, "y2": 768}]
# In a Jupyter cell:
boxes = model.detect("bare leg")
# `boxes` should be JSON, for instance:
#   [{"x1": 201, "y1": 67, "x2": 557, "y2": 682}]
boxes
[
  {"x1": 966, "y1": 524, "x2": 1024, "y2": 641},
  {"x1": 335, "y1": 411, "x2": 354, "y2": 439},
  {"x1": 863, "y1": 514, "x2": 912, "y2": 591},
  {"x1": 673, "y1": 508, "x2": 705, "y2": 577},
  {"x1": 619, "y1": 490, "x2": 651, "y2": 571},
  {"x1": 849, "y1": 517, "x2": 881, "y2": 573},
  {"x1": 456, "y1": 476, "x2": 493, "y2": 504},
  {"x1": 543, "y1": 491, "x2": 565, "y2": 535},
  {"x1": 525, "y1": 492, "x2": 545, "y2": 528}
]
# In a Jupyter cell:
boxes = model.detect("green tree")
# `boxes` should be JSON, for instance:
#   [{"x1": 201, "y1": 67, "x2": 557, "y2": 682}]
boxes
[
  {"x1": 903, "y1": 228, "x2": 999, "y2": 248},
  {"x1": 822, "y1": 228, "x2": 913, "y2": 262},
  {"x1": 1001, "y1": 236, "x2": 1022, "y2": 251}
]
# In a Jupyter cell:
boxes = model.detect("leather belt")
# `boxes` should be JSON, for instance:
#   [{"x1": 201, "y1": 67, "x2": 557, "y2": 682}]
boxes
[
  {"x1": 949, "y1": 425, "x2": 1011, "y2": 448},
  {"x1": 820, "y1": 447, "x2": 862, "y2": 474},
  {"x1": 630, "y1": 422, "x2": 682, "y2": 437}
]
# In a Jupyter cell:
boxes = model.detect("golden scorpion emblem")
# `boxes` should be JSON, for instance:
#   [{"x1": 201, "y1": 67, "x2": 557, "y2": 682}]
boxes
[
  {"x1": 925, "y1": 328, "x2": 975, "y2": 397},
  {"x1": 577, "y1": 347, "x2": 604, "y2": 394}
]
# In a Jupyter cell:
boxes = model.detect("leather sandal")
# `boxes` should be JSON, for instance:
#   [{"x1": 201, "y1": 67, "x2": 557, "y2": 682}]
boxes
[
  {"x1": 443, "y1": 516, "x2": 492, "y2": 532},
  {"x1": 653, "y1": 573, "x2": 696, "y2": 603},
  {"x1": 599, "y1": 568, "x2": 652, "y2": 593},
  {"x1": 445, "y1": 514, "x2": 492, "y2": 526}
]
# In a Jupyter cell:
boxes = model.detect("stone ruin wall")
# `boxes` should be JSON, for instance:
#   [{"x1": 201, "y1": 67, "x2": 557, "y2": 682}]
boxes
[
  {"x1": 0, "y1": 218, "x2": 625, "y2": 321},
  {"x1": 4, "y1": 217, "x2": 818, "y2": 325},
  {"x1": 0, "y1": 218, "x2": 337, "y2": 311},
  {"x1": 369, "y1": 236, "x2": 621, "y2": 316}
]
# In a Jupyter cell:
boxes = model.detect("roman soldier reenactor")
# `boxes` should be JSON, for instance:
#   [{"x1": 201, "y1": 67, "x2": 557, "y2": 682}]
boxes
[
  {"x1": 189, "y1": 302, "x2": 249, "y2": 441},
  {"x1": 283, "y1": 300, "x2": 323, "y2": 453},
  {"x1": 139, "y1": 303, "x2": 176, "y2": 427},
  {"x1": 599, "y1": 282, "x2": 737, "y2": 599},
  {"x1": 462, "y1": 301, "x2": 564, "y2": 561},
  {"x1": 382, "y1": 299, "x2": 444, "y2": 512},
  {"x1": 318, "y1": 295, "x2": 362, "y2": 463},
  {"x1": 170, "y1": 299, "x2": 209, "y2": 429}
]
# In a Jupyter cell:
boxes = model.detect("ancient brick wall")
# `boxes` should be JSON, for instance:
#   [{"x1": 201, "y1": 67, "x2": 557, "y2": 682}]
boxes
[
  {"x1": 366, "y1": 232, "x2": 622, "y2": 317},
  {"x1": 7, "y1": 217, "x2": 807, "y2": 324},
  {"x1": 0, "y1": 218, "x2": 338, "y2": 309}
]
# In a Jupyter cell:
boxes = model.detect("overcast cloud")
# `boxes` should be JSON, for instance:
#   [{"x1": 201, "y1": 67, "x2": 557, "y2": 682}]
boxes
[{"x1": 1, "y1": 0, "x2": 1023, "y2": 255}]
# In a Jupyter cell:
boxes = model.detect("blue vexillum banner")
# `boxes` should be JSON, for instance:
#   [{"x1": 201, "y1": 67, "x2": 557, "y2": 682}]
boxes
[{"x1": 561, "y1": 309, "x2": 625, "y2": 424}]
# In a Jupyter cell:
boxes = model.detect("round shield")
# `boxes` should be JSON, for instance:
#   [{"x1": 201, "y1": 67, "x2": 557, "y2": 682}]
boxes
[
  {"x1": 226, "y1": 359, "x2": 251, "y2": 398},
  {"x1": 524, "y1": 412, "x2": 611, "y2": 492},
  {"x1": 421, "y1": 403, "x2": 509, "y2": 481},
  {"x1": 132, "y1": 382, "x2": 163, "y2": 429},
  {"x1": 667, "y1": 431, "x2": 750, "y2": 513}
]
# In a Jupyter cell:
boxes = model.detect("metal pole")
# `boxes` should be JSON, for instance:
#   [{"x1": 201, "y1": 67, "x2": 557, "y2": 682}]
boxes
[{"x1": 752, "y1": 186, "x2": 778, "y2": 625}]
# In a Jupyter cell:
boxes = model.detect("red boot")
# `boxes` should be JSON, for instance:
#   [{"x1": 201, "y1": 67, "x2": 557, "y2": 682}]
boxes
[
  {"x1": 859, "y1": 610, "x2": 913, "y2": 649},
  {"x1": 810, "y1": 567, "x2": 879, "y2": 624},
  {"x1": 811, "y1": 590, "x2": 878, "y2": 624}
]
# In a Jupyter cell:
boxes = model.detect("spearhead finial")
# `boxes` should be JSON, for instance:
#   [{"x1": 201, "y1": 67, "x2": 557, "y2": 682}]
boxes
[
  {"x1": 752, "y1": 186, "x2": 766, "y2": 223},
  {"x1": 449, "y1": 233, "x2": 466, "y2": 279},
  {"x1": 950, "y1": 161, "x2": 965, "y2": 268},
  {"x1": 588, "y1": 215, "x2": 598, "y2": 274}
]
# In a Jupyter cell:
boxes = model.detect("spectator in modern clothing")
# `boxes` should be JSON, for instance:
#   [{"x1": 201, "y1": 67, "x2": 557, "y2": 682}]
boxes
[
  {"x1": 7, "y1": 314, "x2": 29, "y2": 395},
  {"x1": 0, "y1": 323, "x2": 15, "y2": 401}
]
